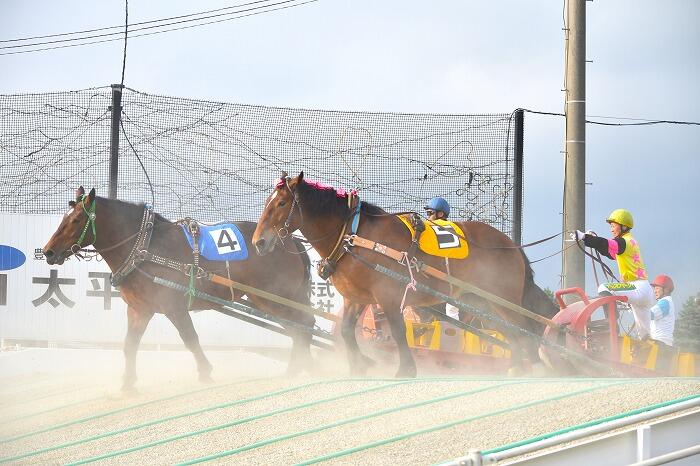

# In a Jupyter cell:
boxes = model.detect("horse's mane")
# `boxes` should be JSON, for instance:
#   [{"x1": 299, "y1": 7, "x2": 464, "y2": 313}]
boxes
[
  {"x1": 97, "y1": 196, "x2": 171, "y2": 225},
  {"x1": 296, "y1": 180, "x2": 386, "y2": 218}
]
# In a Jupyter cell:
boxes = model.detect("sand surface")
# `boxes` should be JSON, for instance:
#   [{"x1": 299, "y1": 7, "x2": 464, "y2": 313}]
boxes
[{"x1": 1, "y1": 347, "x2": 699, "y2": 465}]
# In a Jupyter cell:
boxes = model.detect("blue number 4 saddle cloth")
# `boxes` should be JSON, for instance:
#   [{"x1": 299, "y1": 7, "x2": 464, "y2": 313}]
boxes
[{"x1": 181, "y1": 222, "x2": 249, "y2": 261}]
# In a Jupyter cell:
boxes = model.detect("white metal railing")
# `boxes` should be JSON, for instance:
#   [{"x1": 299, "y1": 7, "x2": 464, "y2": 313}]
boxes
[{"x1": 441, "y1": 397, "x2": 700, "y2": 466}]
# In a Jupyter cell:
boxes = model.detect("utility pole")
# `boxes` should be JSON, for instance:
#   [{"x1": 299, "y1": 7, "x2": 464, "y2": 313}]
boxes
[
  {"x1": 108, "y1": 84, "x2": 123, "y2": 199},
  {"x1": 562, "y1": 0, "x2": 586, "y2": 297}
]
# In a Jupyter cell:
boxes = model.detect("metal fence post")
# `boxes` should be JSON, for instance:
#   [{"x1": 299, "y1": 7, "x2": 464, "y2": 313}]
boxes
[
  {"x1": 513, "y1": 109, "x2": 524, "y2": 245},
  {"x1": 108, "y1": 84, "x2": 124, "y2": 199},
  {"x1": 469, "y1": 450, "x2": 483, "y2": 465},
  {"x1": 637, "y1": 425, "x2": 651, "y2": 461}
]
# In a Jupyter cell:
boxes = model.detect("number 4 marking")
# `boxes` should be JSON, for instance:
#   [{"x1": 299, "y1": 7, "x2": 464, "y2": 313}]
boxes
[{"x1": 217, "y1": 229, "x2": 239, "y2": 252}]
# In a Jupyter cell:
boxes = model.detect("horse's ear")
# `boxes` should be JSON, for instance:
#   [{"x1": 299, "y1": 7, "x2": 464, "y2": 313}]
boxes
[
  {"x1": 75, "y1": 186, "x2": 85, "y2": 201},
  {"x1": 85, "y1": 188, "x2": 96, "y2": 206},
  {"x1": 281, "y1": 170, "x2": 288, "y2": 179},
  {"x1": 298, "y1": 171, "x2": 304, "y2": 183}
]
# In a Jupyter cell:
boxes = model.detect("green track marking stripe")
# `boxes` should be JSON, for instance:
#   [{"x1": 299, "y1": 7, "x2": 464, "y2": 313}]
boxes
[
  {"x1": 0, "y1": 387, "x2": 82, "y2": 407},
  {"x1": 294, "y1": 382, "x2": 626, "y2": 465},
  {"x1": 2, "y1": 377, "x2": 423, "y2": 463},
  {"x1": 0, "y1": 379, "x2": 336, "y2": 464},
  {"x1": 176, "y1": 381, "x2": 522, "y2": 465},
  {"x1": 18, "y1": 377, "x2": 607, "y2": 463},
  {"x1": 0, "y1": 396, "x2": 105, "y2": 424},
  {"x1": 65, "y1": 380, "x2": 417, "y2": 466},
  {"x1": 0, "y1": 377, "x2": 265, "y2": 444},
  {"x1": 480, "y1": 392, "x2": 700, "y2": 456},
  {"x1": 0, "y1": 376, "x2": 495, "y2": 446}
]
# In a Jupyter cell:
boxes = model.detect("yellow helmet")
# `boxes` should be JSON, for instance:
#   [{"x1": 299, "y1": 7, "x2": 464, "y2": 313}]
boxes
[{"x1": 606, "y1": 209, "x2": 634, "y2": 229}]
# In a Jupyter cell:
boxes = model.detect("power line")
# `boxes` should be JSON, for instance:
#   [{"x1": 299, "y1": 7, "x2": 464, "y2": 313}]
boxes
[
  {"x1": 1, "y1": 0, "x2": 299, "y2": 50},
  {"x1": 0, "y1": 0, "x2": 318, "y2": 56},
  {"x1": 0, "y1": 0, "x2": 311, "y2": 51},
  {"x1": 0, "y1": 0, "x2": 277, "y2": 44},
  {"x1": 521, "y1": 109, "x2": 700, "y2": 127}
]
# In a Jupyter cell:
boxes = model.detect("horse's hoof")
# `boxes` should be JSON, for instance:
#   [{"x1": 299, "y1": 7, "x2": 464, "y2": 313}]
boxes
[
  {"x1": 361, "y1": 355, "x2": 376, "y2": 368},
  {"x1": 199, "y1": 374, "x2": 214, "y2": 384},
  {"x1": 350, "y1": 365, "x2": 368, "y2": 377},
  {"x1": 120, "y1": 384, "x2": 139, "y2": 395},
  {"x1": 121, "y1": 375, "x2": 137, "y2": 393},
  {"x1": 530, "y1": 362, "x2": 550, "y2": 377},
  {"x1": 395, "y1": 365, "x2": 417, "y2": 378},
  {"x1": 285, "y1": 365, "x2": 303, "y2": 377},
  {"x1": 506, "y1": 366, "x2": 524, "y2": 377}
]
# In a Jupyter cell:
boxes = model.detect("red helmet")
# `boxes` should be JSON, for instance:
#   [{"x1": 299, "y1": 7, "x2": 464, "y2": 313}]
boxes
[{"x1": 651, "y1": 275, "x2": 674, "y2": 293}]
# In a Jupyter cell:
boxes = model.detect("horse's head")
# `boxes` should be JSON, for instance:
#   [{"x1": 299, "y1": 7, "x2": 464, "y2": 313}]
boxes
[
  {"x1": 43, "y1": 186, "x2": 97, "y2": 265},
  {"x1": 252, "y1": 171, "x2": 304, "y2": 255}
]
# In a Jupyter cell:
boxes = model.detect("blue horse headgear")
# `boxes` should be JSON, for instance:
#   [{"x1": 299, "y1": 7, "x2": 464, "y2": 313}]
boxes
[{"x1": 425, "y1": 197, "x2": 450, "y2": 218}]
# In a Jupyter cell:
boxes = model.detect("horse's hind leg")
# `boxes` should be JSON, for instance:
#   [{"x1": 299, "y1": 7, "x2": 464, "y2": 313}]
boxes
[
  {"x1": 488, "y1": 303, "x2": 535, "y2": 376},
  {"x1": 165, "y1": 311, "x2": 213, "y2": 383},
  {"x1": 340, "y1": 300, "x2": 375, "y2": 375},
  {"x1": 123, "y1": 305, "x2": 155, "y2": 391}
]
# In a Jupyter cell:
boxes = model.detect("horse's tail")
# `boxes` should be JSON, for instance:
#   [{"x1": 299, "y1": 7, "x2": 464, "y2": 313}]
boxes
[
  {"x1": 290, "y1": 236, "x2": 313, "y2": 305},
  {"x1": 519, "y1": 249, "x2": 559, "y2": 322}
]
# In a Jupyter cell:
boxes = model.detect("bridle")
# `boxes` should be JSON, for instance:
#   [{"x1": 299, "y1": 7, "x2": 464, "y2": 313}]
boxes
[
  {"x1": 70, "y1": 195, "x2": 97, "y2": 257},
  {"x1": 277, "y1": 176, "x2": 303, "y2": 241},
  {"x1": 63, "y1": 197, "x2": 155, "y2": 272},
  {"x1": 273, "y1": 177, "x2": 357, "y2": 247}
]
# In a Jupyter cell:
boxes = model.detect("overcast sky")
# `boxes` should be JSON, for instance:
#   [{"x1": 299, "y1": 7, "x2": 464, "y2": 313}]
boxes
[{"x1": 2, "y1": 0, "x2": 699, "y2": 304}]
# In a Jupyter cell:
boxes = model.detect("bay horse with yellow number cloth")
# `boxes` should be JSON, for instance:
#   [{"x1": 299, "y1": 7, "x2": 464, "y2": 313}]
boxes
[{"x1": 252, "y1": 172, "x2": 556, "y2": 377}]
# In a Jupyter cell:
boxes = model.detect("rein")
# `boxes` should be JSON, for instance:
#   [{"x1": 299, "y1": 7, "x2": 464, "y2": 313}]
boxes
[
  {"x1": 367, "y1": 207, "x2": 565, "y2": 252},
  {"x1": 68, "y1": 199, "x2": 196, "y2": 289},
  {"x1": 576, "y1": 239, "x2": 620, "y2": 284},
  {"x1": 276, "y1": 178, "x2": 361, "y2": 278}
]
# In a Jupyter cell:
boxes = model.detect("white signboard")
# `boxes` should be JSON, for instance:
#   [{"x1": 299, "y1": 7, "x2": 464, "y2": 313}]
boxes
[{"x1": 0, "y1": 214, "x2": 342, "y2": 348}]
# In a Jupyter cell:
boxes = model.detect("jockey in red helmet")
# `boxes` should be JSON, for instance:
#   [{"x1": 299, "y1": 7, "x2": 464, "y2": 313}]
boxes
[{"x1": 649, "y1": 275, "x2": 676, "y2": 346}]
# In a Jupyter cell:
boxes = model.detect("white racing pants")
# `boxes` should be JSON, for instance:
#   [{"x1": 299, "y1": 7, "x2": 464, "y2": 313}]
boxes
[{"x1": 598, "y1": 279, "x2": 655, "y2": 339}]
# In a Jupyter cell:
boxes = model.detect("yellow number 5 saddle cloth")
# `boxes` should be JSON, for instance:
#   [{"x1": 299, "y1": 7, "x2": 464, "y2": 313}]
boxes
[{"x1": 397, "y1": 214, "x2": 469, "y2": 259}]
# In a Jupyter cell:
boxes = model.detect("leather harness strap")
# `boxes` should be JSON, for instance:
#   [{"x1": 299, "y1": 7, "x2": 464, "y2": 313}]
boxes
[
  {"x1": 317, "y1": 193, "x2": 361, "y2": 279},
  {"x1": 110, "y1": 204, "x2": 156, "y2": 286},
  {"x1": 111, "y1": 207, "x2": 208, "y2": 287},
  {"x1": 346, "y1": 233, "x2": 563, "y2": 331}
]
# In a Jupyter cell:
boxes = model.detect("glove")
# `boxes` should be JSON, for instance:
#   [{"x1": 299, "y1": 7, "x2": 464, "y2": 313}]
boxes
[{"x1": 567, "y1": 230, "x2": 586, "y2": 242}]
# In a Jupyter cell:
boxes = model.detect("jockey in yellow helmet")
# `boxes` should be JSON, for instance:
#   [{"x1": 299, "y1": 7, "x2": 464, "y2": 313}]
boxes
[{"x1": 570, "y1": 209, "x2": 655, "y2": 339}]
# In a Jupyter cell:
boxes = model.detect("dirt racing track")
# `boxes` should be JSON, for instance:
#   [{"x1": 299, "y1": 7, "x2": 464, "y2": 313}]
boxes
[{"x1": 1, "y1": 348, "x2": 699, "y2": 465}]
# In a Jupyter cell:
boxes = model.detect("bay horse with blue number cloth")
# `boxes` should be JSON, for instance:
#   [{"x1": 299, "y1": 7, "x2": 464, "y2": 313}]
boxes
[
  {"x1": 252, "y1": 172, "x2": 557, "y2": 377},
  {"x1": 42, "y1": 187, "x2": 315, "y2": 390}
]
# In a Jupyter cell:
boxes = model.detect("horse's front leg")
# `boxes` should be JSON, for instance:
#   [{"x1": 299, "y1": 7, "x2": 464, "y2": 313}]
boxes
[
  {"x1": 165, "y1": 310, "x2": 213, "y2": 383},
  {"x1": 253, "y1": 299, "x2": 315, "y2": 375},
  {"x1": 285, "y1": 327, "x2": 313, "y2": 376},
  {"x1": 380, "y1": 299, "x2": 417, "y2": 378},
  {"x1": 340, "y1": 300, "x2": 375, "y2": 375},
  {"x1": 123, "y1": 305, "x2": 155, "y2": 391}
]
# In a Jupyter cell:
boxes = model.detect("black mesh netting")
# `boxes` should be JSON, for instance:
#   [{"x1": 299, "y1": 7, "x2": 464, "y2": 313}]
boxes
[{"x1": 1, "y1": 87, "x2": 522, "y2": 237}]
